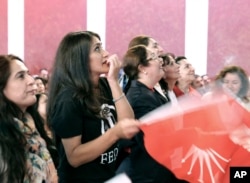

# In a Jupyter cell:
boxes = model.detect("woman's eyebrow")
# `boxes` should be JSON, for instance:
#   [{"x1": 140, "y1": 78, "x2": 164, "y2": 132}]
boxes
[
  {"x1": 93, "y1": 42, "x2": 102, "y2": 46},
  {"x1": 14, "y1": 70, "x2": 26, "y2": 77}
]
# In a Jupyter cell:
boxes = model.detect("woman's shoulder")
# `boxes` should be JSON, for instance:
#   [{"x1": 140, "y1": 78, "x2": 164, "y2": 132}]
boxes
[
  {"x1": 99, "y1": 77, "x2": 111, "y2": 91},
  {"x1": 56, "y1": 88, "x2": 82, "y2": 105},
  {"x1": 126, "y1": 81, "x2": 160, "y2": 104},
  {"x1": 53, "y1": 89, "x2": 83, "y2": 117},
  {"x1": 126, "y1": 81, "x2": 145, "y2": 97}
]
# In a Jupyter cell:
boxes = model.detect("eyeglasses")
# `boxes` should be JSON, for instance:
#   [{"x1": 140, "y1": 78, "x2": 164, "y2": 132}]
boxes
[
  {"x1": 147, "y1": 55, "x2": 163, "y2": 61},
  {"x1": 147, "y1": 56, "x2": 163, "y2": 64}
]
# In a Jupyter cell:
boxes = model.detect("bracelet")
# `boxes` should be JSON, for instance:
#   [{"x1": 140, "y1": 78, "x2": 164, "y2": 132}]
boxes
[{"x1": 113, "y1": 93, "x2": 125, "y2": 103}]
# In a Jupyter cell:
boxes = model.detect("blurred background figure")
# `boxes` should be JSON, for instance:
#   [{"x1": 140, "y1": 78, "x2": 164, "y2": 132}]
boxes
[
  {"x1": 173, "y1": 56, "x2": 200, "y2": 98},
  {"x1": 34, "y1": 92, "x2": 59, "y2": 167},
  {"x1": 35, "y1": 93, "x2": 52, "y2": 138},
  {"x1": 34, "y1": 76, "x2": 46, "y2": 94},
  {"x1": 39, "y1": 68, "x2": 49, "y2": 80},
  {"x1": 38, "y1": 68, "x2": 50, "y2": 91},
  {"x1": 159, "y1": 52, "x2": 180, "y2": 105},
  {"x1": 191, "y1": 74, "x2": 207, "y2": 95},
  {"x1": 215, "y1": 65, "x2": 250, "y2": 110},
  {"x1": 201, "y1": 74, "x2": 212, "y2": 93},
  {"x1": 202, "y1": 74, "x2": 211, "y2": 85}
]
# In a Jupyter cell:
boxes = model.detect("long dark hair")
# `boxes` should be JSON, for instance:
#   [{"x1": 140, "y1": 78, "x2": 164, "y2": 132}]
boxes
[
  {"x1": 0, "y1": 54, "x2": 28, "y2": 182},
  {"x1": 47, "y1": 31, "x2": 106, "y2": 128},
  {"x1": 0, "y1": 54, "x2": 57, "y2": 182}
]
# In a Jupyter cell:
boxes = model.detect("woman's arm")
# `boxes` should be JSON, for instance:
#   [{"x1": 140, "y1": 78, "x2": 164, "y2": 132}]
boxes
[
  {"x1": 62, "y1": 118, "x2": 139, "y2": 167},
  {"x1": 106, "y1": 54, "x2": 134, "y2": 121}
]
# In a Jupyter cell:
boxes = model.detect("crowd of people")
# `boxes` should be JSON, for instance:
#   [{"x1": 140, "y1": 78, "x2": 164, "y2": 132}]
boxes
[{"x1": 0, "y1": 30, "x2": 250, "y2": 183}]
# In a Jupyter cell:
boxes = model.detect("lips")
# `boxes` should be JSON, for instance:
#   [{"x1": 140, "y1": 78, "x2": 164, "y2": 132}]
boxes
[{"x1": 27, "y1": 89, "x2": 36, "y2": 95}]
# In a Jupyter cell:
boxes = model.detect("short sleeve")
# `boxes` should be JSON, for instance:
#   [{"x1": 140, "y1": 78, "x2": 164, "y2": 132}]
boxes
[{"x1": 51, "y1": 97, "x2": 83, "y2": 138}]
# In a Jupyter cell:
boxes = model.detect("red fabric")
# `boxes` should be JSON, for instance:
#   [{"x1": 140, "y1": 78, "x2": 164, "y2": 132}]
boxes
[
  {"x1": 140, "y1": 91, "x2": 250, "y2": 183},
  {"x1": 173, "y1": 86, "x2": 201, "y2": 98},
  {"x1": 173, "y1": 85, "x2": 185, "y2": 97}
]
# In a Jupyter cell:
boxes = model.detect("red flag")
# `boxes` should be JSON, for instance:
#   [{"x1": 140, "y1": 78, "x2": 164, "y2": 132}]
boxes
[{"x1": 140, "y1": 90, "x2": 250, "y2": 183}]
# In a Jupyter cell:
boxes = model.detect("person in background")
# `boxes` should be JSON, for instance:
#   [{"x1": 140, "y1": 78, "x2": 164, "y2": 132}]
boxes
[
  {"x1": 173, "y1": 56, "x2": 200, "y2": 98},
  {"x1": 34, "y1": 76, "x2": 46, "y2": 94},
  {"x1": 201, "y1": 74, "x2": 212, "y2": 93},
  {"x1": 119, "y1": 45, "x2": 187, "y2": 183},
  {"x1": 46, "y1": 31, "x2": 140, "y2": 183},
  {"x1": 0, "y1": 54, "x2": 57, "y2": 183},
  {"x1": 202, "y1": 65, "x2": 250, "y2": 154},
  {"x1": 39, "y1": 68, "x2": 49, "y2": 80},
  {"x1": 202, "y1": 74, "x2": 211, "y2": 85},
  {"x1": 159, "y1": 52, "x2": 180, "y2": 105},
  {"x1": 215, "y1": 65, "x2": 250, "y2": 109},
  {"x1": 119, "y1": 35, "x2": 164, "y2": 92},
  {"x1": 34, "y1": 92, "x2": 59, "y2": 168},
  {"x1": 38, "y1": 68, "x2": 50, "y2": 91},
  {"x1": 191, "y1": 74, "x2": 207, "y2": 95},
  {"x1": 35, "y1": 93, "x2": 50, "y2": 135}
]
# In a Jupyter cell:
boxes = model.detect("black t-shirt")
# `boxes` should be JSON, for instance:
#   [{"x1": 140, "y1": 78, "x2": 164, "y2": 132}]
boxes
[
  {"x1": 51, "y1": 78, "x2": 119, "y2": 183},
  {"x1": 125, "y1": 80, "x2": 188, "y2": 183}
]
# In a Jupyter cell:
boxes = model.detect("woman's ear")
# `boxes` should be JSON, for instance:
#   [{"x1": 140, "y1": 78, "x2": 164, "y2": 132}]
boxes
[
  {"x1": 138, "y1": 64, "x2": 144, "y2": 73},
  {"x1": 138, "y1": 64, "x2": 147, "y2": 75}
]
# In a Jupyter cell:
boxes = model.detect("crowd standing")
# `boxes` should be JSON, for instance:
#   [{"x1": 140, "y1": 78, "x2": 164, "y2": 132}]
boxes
[{"x1": 0, "y1": 30, "x2": 250, "y2": 183}]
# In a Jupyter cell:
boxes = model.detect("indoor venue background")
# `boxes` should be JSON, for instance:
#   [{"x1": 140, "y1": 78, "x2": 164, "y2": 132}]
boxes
[{"x1": 0, "y1": 0, "x2": 250, "y2": 77}]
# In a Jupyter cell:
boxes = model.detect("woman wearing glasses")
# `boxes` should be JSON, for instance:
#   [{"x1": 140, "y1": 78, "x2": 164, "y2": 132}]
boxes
[{"x1": 118, "y1": 45, "x2": 187, "y2": 183}]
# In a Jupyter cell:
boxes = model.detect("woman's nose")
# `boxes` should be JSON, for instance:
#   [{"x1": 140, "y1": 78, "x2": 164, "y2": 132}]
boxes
[
  {"x1": 28, "y1": 75, "x2": 36, "y2": 87},
  {"x1": 158, "y1": 46, "x2": 164, "y2": 55},
  {"x1": 102, "y1": 49, "x2": 109, "y2": 58},
  {"x1": 228, "y1": 83, "x2": 234, "y2": 89}
]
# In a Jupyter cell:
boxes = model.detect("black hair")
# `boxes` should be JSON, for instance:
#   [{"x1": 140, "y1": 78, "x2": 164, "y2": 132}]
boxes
[
  {"x1": 0, "y1": 54, "x2": 29, "y2": 182},
  {"x1": 47, "y1": 31, "x2": 107, "y2": 129},
  {"x1": 175, "y1": 56, "x2": 187, "y2": 64}
]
